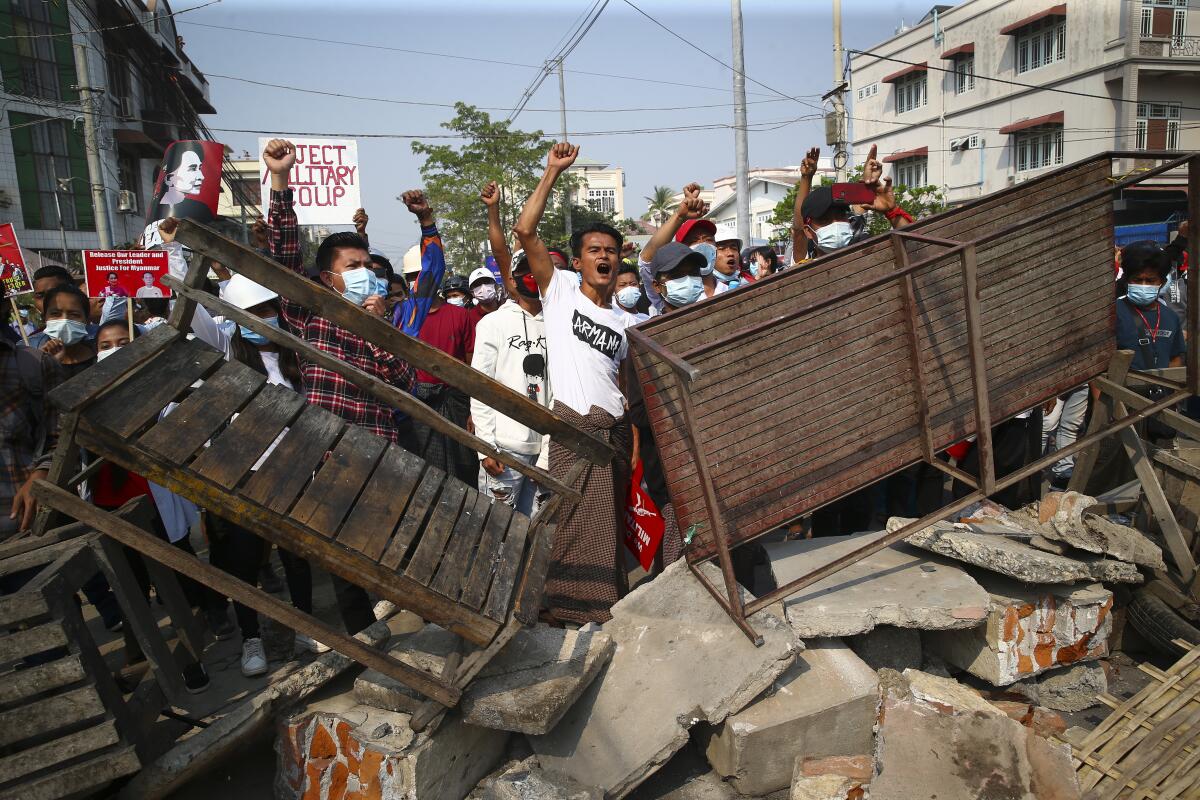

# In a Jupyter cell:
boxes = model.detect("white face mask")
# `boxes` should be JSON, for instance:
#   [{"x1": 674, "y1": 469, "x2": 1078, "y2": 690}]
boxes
[
  {"x1": 472, "y1": 283, "x2": 497, "y2": 303},
  {"x1": 446, "y1": 295, "x2": 466, "y2": 307},
  {"x1": 96, "y1": 345, "x2": 122, "y2": 361},
  {"x1": 45, "y1": 318, "x2": 89, "y2": 346},
  {"x1": 813, "y1": 221, "x2": 854, "y2": 252},
  {"x1": 616, "y1": 286, "x2": 641, "y2": 310}
]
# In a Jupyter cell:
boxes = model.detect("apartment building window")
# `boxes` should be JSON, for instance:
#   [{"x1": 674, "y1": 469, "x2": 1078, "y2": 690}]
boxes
[
  {"x1": 0, "y1": 0, "x2": 77, "y2": 101},
  {"x1": 8, "y1": 112, "x2": 95, "y2": 231},
  {"x1": 894, "y1": 73, "x2": 926, "y2": 114},
  {"x1": 1015, "y1": 127, "x2": 1064, "y2": 173},
  {"x1": 894, "y1": 157, "x2": 928, "y2": 188},
  {"x1": 856, "y1": 82, "x2": 879, "y2": 101},
  {"x1": 1141, "y1": 0, "x2": 1187, "y2": 44},
  {"x1": 1136, "y1": 102, "x2": 1181, "y2": 150},
  {"x1": 1016, "y1": 17, "x2": 1066, "y2": 74},
  {"x1": 587, "y1": 188, "x2": 616, "y2": 215},
  {"x1": 953, "y1": 55, "x2": 975, "y2": 94}
]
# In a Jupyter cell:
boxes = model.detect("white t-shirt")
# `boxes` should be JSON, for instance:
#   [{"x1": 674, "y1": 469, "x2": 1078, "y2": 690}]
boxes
[
  {"x1": 136, "y1": 285, "x2": 164, "y2": 298},
  {"x1": 542, "y1": 268, "x2": 628, "y2": 418}
]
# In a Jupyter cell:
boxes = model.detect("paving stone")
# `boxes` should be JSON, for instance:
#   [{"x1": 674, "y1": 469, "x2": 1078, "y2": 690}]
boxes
[
  {"x1": 529, "y1": 560, "x2": 801, "y2": 800},
  {"x1": 702, "y1": 639, "x2": 878, "y2": 796},
  {"x1": 923, "y1": 573, "x2": 1112, "y2": 686},
  {"x1": 847, "y1": 627, "x2": 922, "y2": 672},
  {"x1": 765, "y1": 533, "x2": 989, "y2": 637},
  {"x1": 1035, "y1": 661, "x2": 1107, "y2": 713}
]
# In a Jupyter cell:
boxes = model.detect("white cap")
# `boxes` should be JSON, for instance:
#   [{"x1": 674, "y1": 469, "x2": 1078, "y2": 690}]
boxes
[
  {"x1": 469, "y1": 266, "x2": 496, "y2": 287},
  {"x1": 221, "y1": 273, "x2": 278, "y2": 310},
  {"x1": 402, "y1": 245, "x2": 421, "y2": 276}
]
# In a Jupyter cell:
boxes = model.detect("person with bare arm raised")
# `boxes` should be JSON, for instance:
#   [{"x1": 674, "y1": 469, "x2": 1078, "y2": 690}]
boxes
[{"x1": 513, "y1": 142, "x2": 631, "y2": 625}]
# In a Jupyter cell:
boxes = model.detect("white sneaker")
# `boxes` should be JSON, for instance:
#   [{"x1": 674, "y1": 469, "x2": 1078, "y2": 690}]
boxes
[
  {"x1": 295, "y1": 632, "x2": 331, "y2": 655},
  {"x1": 372, "y1": 600, "x2": 395, "y2": 621},
  {"x1": 240, "y1": 637, "x2": 268, "y2": 677}
]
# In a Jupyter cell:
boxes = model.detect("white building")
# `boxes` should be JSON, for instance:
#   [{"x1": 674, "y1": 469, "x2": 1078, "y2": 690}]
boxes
[
  {"x1": 849, "y1": 0, "x2": 1199, "y2": 213},
  {"x1": 706, "y1": 162, "x2": 835, "y2": 245},
  {"x1": 0, "y1": 0, "x2": 215, "y2": 262},
  {"x1": 566, "y1": 157, "x2": 626, "y2": 220},
  {"x1": 217, "y1": 156, "x2": 263, "y2": 230}
]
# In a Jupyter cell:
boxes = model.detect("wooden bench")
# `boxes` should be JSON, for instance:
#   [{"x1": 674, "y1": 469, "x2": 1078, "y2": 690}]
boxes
[
  {"x1": 33, "y1": 221, "x2": 614, "y2": 730},
  {"x1": 628, "y1": 150, "x2": 1200, "y2": 642}
]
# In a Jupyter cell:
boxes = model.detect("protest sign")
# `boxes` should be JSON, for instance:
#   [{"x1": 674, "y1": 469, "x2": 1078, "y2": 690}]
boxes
[
  {"x1": 624, "y1": 460, "x2": 665, "y2": 571},
  {"x1": 258, "y1": 137, "x2": 360, "y2": 225},
  {"x1": 83, "y1": 250, "x2": 172, "y2": 299},
  {"x1": 0, "y1": 223, "x2": 33, "y2": 296},
  {"x1": 147, "y1": 140, "x2": 224, "y2": 226}
]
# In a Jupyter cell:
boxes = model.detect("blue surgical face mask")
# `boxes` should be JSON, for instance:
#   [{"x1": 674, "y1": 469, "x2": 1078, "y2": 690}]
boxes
[
  {"x1": 712, "y1": 270, "x2": 740, "y2": 288},
  {"x1": 370, "y1": 273, "x2": 389, "y2": 297},
  {"x1": 337, "y1": 267, "x2": 375, "y2": 306},
  {"x1": 814, "y1": 221, "x2": 854, "y2": 252},
  {"x1": 663, "y1": 275, "x2": 703, "y2": 308},
  {"x1": 1127, "y1": 283, "x2": 1162, "y2": 307},
  {"x1": 748, "y1": 261, "x2": 761, "y2": 278},
  {"x1": 45, "y1": 318, "x2": 89, "y2": 346},
  {"x1": 691, "y1": 243, "x2": 717, "y2": 277},
  {"x1": 616, "y1": 286, "x2": 641, "y2": 310},
  {"x1": 239, "y1": 315, "x2": 279, "y2": 346}
]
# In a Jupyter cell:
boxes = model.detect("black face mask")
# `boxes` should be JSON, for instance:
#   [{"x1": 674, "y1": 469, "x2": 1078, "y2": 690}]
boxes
[{"x1": 515, "y1": 280, "x2": 540, "y2": 299}]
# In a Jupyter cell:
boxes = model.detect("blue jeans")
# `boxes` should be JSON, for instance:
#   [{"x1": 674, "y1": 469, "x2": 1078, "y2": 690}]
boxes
[{"x1": 480, "y1": 452, "x2": 541, "y2": 517}]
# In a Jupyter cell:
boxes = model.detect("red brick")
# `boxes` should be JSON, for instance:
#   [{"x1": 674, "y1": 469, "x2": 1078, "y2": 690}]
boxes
[
  {"x1": 310, "y1": 722, "x2": 338, "y2": 760},
  {"x1": 328, "y1": 761, "x2": 349, "y2": 800},
  {"x1": 799, "y1": 755, "x2": 874, "y2": 782},
  {"x1": 303, "y1": 759, "x2": 331, "y2": 800}
]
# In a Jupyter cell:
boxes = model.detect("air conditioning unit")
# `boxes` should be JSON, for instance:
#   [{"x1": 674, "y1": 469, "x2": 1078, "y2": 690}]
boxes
[
  {"x1": 118, "y1": 96, "x2": 136, "y2": 119},
  {"x1": 117, "y1": 189, "x2": 138, "y2": 214}
]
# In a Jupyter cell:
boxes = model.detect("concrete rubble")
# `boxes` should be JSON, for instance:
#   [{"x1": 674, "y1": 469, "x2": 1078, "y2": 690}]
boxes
[
  {"x1": 847, "y1": 626, "x2": 922, "y2": 672},
  {"x1": 701, "y1": 638, "x2": 878, "y2": 795},
  {"x1": 923, "y1": 572, "x2": 1112, "y2": 685},
  {"x1": 480, "y1": 760, "x2": 602, "y2": 800},
  {"x1": 788, "y1": 773, "x2": 865, "y2": 800},
  {"x1": 1026, "y1": 661, "x2": 1108, "y2": 713},
  {"x1": 529, "y1": 559, "x2": 802, "y2": 799},
  {"x1": 1012, "y1": 491, "x2": 1164, "y2": 568},
  {"x1": 764, "y1": 533, "x2": 989, "y2": 637}
]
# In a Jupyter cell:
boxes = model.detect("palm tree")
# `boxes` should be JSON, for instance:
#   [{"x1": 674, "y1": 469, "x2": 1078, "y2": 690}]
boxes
[{"x1": 644, "y1": 185, "x2": 678, "y2": 226}]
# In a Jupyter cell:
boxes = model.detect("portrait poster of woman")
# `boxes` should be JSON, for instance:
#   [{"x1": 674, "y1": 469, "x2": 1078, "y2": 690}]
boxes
[{"x1": 145, "y1": 139, "x2": 224, "y2": 233}]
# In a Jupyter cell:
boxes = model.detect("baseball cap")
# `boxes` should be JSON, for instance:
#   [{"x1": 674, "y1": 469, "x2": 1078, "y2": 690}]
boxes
[
  {"x1": 469, "y1": 266, "x2": 496, "y2": 287},
  {"x1": 675, "y1": 219, "x2": 717, "y2": 244},
  {"x1": 511, "y1": 249, "x2": 530, "y2": 273},
  {"x1": 650, "y1": 242, "x2": 707, "y2": 276},
  {"x1": 800, "y1": 186, "x2": 850, "y2": 222}
]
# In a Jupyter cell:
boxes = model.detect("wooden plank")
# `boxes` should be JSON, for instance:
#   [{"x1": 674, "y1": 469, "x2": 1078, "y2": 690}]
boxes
[
  {"x1": 190, "y1": 383, "x2": 306, "y2": 489},
  {"x1": 163, "y1": 274, "x2": 587, "y2": 500},
  {"x1": 483, "y1": 513, "x2": 531, "y2": 622},
  {"x1": 0, "y1": 655, "x2": 85, "y2": 705},
  {"x1": 0, "y1": 621, "x2": 67, "y2": 663},
  {"x1": 30, "y1": 412, "x2": 80, "y2": 536},
  {"x1": 0, "y1": 746, "x2": 140, "y2": 800},
  {"x1": 405, "y1": 480, "x2": 468, "y2": 586},
  {"x1": 31, "y1": 480, "x2": 462, "y2": 707},
  {"x1": 85, "y1": 337, "x2": 223, "y2": 439},
  {"x1": 459, "y1": 501, "x2": 514, "y2": 610},
  {"x1": 167, "y1": 253, "x2": 210, "y2": 332},
  {"x1": 1119, "y1": 424, "x2": 1196, "y2": 581},
  {"x1": 431, "y1": 490, "x2": 491, "y2": 600},
  {"x1": 143, "y1": 559, "x2": 207, "y2": 660},
  {"x1": 241, "y1": 404, "x2": 346, "y2": 514},
  {"x1": 0, "y1": 592, "x2": 48, "y2": 628},
  {"x1": 380, "y1": 467, "x2": 445, "y2": 570},
  {"x1": 337, "y1": 445, "x2": 425, "y2": 560},
  {"x1": 138, "y1": 360, "x2": 266, "y2": 464},
  {"x1": 290, "y1": 423, "x2": 387, "y2": 537},
  {"x1": 0, "y1": 539, "x2": 90, "y2": 578},
  {"x1": 48, "y1": 324, "x2": 179, "y2": 413},
  {"x1": 0, "y1": 720, "x2": 119, "y2": 785},
  {"x1": 0, "y1": 685, "x2": 104, "y2": 747},
  {"x1": 168, "y1": 225, "x2": 615, "y2": 465}
]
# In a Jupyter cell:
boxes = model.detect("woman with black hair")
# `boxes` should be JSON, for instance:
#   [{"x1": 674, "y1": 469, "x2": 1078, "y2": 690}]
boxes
[
  {"x1": 150, "y1": 140, "x2": 214, "y2": 224},
  {"x1": 39, "y1": 284, "x2": 96, "y2": 379}
]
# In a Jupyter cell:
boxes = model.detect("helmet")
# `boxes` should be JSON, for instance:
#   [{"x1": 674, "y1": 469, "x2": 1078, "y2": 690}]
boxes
[{"x1": 441, "y1": 273, "x2": 469, "y2": 296}]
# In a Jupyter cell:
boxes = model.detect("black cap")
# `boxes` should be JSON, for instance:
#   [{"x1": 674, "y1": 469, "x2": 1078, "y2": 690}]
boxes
[
  {"x1": 650, "y1": 242, "x2": 707, "y2": 276},
  {"x1": 800, "y1": 186, "x2": 849, "y2": 222}
]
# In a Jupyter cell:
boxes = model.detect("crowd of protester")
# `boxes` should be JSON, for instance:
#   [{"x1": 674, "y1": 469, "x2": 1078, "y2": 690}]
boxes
[{"x1": 0, "y1": 139, "x2": 1192, "y2": 685}]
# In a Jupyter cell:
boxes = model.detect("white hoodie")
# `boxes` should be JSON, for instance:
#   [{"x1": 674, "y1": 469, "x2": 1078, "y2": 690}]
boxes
[{"x1": 470, "y1": 300, "x2": 552, "y2": 463}]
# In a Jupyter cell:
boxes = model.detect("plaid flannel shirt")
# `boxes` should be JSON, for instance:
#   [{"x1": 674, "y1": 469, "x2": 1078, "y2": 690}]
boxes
[
  {"x1": 0, "y1": 340, "x2": 61, "y2": 519},
  {"x1": 268, "y1": 188, "x2": 415, "y2": 443}
]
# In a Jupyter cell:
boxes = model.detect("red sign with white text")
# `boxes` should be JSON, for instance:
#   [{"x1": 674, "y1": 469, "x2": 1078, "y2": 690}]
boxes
[
  {"x1": 83, "y1": 250, "x2": 172, "y2": 299},
  {"x1": 0, "y1": 223, "x2": 33, "y2": 296}
]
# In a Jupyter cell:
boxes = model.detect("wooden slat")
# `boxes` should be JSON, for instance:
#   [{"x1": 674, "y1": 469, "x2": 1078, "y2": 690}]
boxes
[
  {"x1": 0, "y1": 746, "x2": 140, "y2": 800},
  {"x1": 0, "y1": 593, "x2": 48, "y2": 629},
  {"x1": 48, "y1": 324, "x2": 178, "y2": 413},
  {"x1": 405, "y1": 480, "x2": 468, "y2": 586},
  {"x1": 380, "y1": 467, "x2": 445, "y2": 570},
  {"x1": 85, "y1": 337, "x2": 223, "y2": 439},
  {"x1": 138, "y1": 360, "x2": 266, "y2": 464},
  {"x1": 242, "y1": 405, "x2": 346, "y2": 514},
  {"x1": 0, "y1": 685, "x2": 104, "y2": 747},
  {"x1": 459, "y1": 501, "x2": 514, "y2": 610},
  {"x1": 290, "y1": 424, "x2": 387, "y2": 537},
  {"x1": 483, "y1": 513, "x2": 531, "y2": 622},
  {"x1": 0, "y1": 720, "x2": 119, "y2": 785},
  {"x1": 431, "y1": 491, "x2": 491, "y2": 600},
  {"x1": 336, "y1": 445, "x2": 425, "y2": 560},
  {"x1": 0, "y1": 656, "x2": 86, "y2": 706},
  {"x1": 190, "y1": 383, "x2": 306, "y2": 489},
  {"x1": 0, "y1": 621, "x2": 67, "y2": 663}
]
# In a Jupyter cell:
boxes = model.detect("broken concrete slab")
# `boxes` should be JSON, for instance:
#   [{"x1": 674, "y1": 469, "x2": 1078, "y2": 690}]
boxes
[
  {"x1": 795, "y1": 755, "x2": 874, "y2": 783},
  {"x1": 1035, "y1": 661, "x2": 1107, "y2": 713},
  {"x1": 789, "y1": 773, "x2": 864, "y2": 800},
  {"x1": 701, "y1": 638, "x2": 878, "y2": 796},
  {"x1": 847, "y1": 626, "x2": 922, "y2": 672},
  {"x1": 529, "y1": 559, "x2": 801, "y2": 800},
  {"x1": 482, "y1": 762, "x2": 601, "y2": 800},
  {"x1": 353, "y1": 624, "x2": 460, "y2": 713},
  {"x1": 923, "y1": 573, "x2": 1112, "y2": 686},
  {"x1": 1015, "y1": 492, "x2": 1164, "y2": 569},
  {"x1": 988, "y1": 700, "x2": 1069, "y2": 738},
  {"x1": 765, "y1": 533, "x2": 989, "y2": 637},
  {"x1": 461, "y1": 626, "x2": 615, "y2": 735},
  {"x1": 1076, "y1": 553, "x2": 1144, "y2": 584},
  {"x1": 870, "y1": 669, "x2": 1082, "y2": 800},
  {"x1": 891, "y1": 517, "x2": 1096, "y2": 583}
]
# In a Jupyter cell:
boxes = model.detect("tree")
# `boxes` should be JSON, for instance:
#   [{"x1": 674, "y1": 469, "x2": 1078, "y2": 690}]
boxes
[
  {"x1": 411, "y1": 103, "x2": 546, "y2": 272},
  {"x1": 643, "y1": 185, "x2": 678, "y2": 225},
  {"x1": 768, "y1": 168, "x2": 947, "y2": 242},
  {"x1": 539, "y1": 201, "x2": 619, "y2": 256}
]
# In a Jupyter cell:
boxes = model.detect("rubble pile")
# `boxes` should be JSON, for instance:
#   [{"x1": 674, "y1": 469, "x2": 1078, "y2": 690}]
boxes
[{"x1": 275, "y1": 491, "x2": 1169, "y2": 799}]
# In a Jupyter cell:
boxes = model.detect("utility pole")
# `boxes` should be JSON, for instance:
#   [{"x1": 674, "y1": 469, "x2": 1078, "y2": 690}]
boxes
[
  {"x1": 557, "y1": 58, "x2": 573, "y2": 238},
  {"x1": 730, "y1": 0, "x2": 750, "y2": 246},
  {"x1": 48, "y1": 160, "x2": 70, "y2": 262},
  {"x1": 830, "y1": 0, "x2": 849, "y2": 181},
  {"x1": 73, "y1": 43, "x2": 112, "y2": 249}
]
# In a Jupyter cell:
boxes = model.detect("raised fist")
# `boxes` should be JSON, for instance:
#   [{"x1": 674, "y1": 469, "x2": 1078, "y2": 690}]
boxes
[
  {"x1": 157, "y1": 216, "x2": 179, "y2": 243},
  {"x1": 547, "y1": 142, "x2": 579, "y2": 171},
  {"x1": 263, "y1": 139, "x2": 296, "y2": 175},
  {"x1": 480, "y1": 181, "x2": 500, "y2": 208},
  {"x1": 402, "y1": 190, "x2": 433, "y2": 223},
  {"x1": 353, "y1": 208, "x2": 368, "y2": 234}
]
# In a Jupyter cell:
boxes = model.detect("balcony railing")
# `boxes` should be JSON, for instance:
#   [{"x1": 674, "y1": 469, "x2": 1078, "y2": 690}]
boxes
[{"x1": 1140, "y1": 35, "x2": 1200, "y2": 58}]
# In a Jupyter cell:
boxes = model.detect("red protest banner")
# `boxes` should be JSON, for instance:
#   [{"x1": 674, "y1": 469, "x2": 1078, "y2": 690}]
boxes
[
  {"x1": 83, "y1": 250, "x2": 171, "y2": 299},
  {"x1": 624, "y1": 459, "x2": 666, "y2": 572},
  {"x1": 0, "y1": 223, "x2": 33, "y2": 296}
]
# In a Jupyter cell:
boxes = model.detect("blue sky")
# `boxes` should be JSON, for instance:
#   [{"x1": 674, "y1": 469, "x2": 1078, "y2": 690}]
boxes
[{"x1": 179, "y1": 0, "x2": 938, "y2": 260}]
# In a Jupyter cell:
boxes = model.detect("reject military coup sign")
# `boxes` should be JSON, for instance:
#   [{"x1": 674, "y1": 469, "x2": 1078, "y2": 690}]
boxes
[{"x1": 258, "y1": 137, "x2": 361, "y2": 226}]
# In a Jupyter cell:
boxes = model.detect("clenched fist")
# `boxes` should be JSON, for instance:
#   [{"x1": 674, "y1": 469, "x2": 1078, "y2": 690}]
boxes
[
  {"x1": 480, "y1": 181, "x2": 500, "y2": 208},
  {"x1": 401, "y1": 190, "x2": 433, "y2": 225},
  {"x1": 547, "y1": 142, "x2": 579, "y2": 172},
  {"x1": 263, "y1": 139, "x2": 296, "y2": 175}
]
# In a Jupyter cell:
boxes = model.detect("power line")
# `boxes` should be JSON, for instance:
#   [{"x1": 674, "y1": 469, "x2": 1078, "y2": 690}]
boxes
[
  {"x1": 507, "y1": 0, "x2": 611, "y2": 122},
  {"x1": 0, "y1": 0, "x2": 223, "y2": 40}
]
